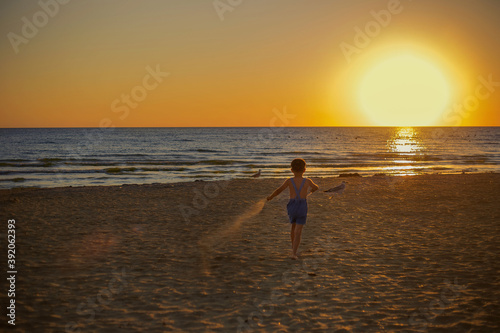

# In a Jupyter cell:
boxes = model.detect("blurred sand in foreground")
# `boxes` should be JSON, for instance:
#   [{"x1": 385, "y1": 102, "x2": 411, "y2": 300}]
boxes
[{"x1": 1, "y1": 173, "x2": 499, "y2": 332}]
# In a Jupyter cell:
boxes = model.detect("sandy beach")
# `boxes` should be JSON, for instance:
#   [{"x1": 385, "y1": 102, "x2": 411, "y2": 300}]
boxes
[{"x1": 1, "y1": 173, "x2": 499, "y2": 332}]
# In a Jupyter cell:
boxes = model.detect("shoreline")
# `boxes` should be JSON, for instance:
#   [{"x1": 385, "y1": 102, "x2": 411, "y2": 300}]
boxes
[
  {"x1": 2, "y1": 171, "x2": 498, "y2": 193},
  {"x1": 0, "y1": 171, "x2": 500, "y2": 193}
]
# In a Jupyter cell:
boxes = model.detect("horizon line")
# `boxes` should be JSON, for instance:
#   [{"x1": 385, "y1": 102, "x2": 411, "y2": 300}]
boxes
[{"x1": 1, "y1": 125, "x2": 499, "y2": 129}]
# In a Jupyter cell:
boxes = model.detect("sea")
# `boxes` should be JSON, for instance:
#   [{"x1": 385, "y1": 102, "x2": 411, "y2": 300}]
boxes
[{"x1": 0, "y1": 127, "x2": 498, "y2": 189}]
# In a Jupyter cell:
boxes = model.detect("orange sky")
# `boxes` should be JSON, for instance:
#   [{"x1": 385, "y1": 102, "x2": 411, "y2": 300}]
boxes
[{"x1": 0, "y1": 0, "x2": 499, "y2": 127}]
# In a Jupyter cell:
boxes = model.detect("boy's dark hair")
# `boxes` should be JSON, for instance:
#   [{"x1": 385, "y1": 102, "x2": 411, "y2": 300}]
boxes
[{"x1": 291, "y1": 158, "x2": 306, "y2": 172}]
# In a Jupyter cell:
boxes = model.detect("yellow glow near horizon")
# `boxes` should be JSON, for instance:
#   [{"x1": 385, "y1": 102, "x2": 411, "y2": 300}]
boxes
[{"x1": 358, "y1": 54, "x2": 450, "y2": 126}]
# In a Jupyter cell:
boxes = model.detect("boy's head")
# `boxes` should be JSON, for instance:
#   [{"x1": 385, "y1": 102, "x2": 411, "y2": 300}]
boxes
[{"x1": 291, "y1": 158, "x2": 306, "y2": 174}]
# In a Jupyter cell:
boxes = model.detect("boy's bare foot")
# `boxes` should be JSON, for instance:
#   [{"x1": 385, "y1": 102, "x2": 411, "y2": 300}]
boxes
[{"x1": 290, "y1": 254, "x2": 299, "y2": 260}]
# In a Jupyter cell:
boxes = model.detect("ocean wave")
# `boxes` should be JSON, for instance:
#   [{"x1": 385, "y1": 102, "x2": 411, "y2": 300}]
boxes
[
  {"x1": 244, "y1": 164, "x2": 286, "y2": 168},
  {"x1": 2, "y1": 154, "x2": 493, "y2": 170},
  {"x1": 0, "y1": 177, "x2": 26, "y2": 183},
  {"x1": 349, "y1": 152, "x2": 443, "y2": 161},
  {"x1": 201, "y1": 160, "x2": 237, "y2": 165},
  {"x1": 431, "y1": 167, "x2": 451, "y2": 170},
  {"x1": 38, "y1": 158, "x2": 65, "y2": 162},
  {"x1": 141, "y1": 167, "x2": 188, "y2": 172},
  {"x1": 261, "y1": 151, "x2": 324, "y2": 155},
  {"x1": 105, "y1": 153, "x2": 150, "y2": 157},
  {"x1": 105, "y1": 167, "x2": 138, "y2": 174},
  {"x1": 194, "y1": 149, "x2": 221, "y2": 153},
  {"x1": 0, "y1": 159, "x2": 30, "y2": 163}
]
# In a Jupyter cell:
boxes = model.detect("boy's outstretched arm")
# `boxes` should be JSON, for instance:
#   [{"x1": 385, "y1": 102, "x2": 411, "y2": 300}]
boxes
[
  {"x1": 267, "y1": 179, "x2": 289, "y2": 201},
  {"x1": 308, "y1": 178, "x2": 319, "y2": 196}
]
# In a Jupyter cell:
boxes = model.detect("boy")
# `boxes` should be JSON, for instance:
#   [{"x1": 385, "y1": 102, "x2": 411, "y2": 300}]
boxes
[{"x1": 267, "y1": 158, "x2": 319, "y2": 259}]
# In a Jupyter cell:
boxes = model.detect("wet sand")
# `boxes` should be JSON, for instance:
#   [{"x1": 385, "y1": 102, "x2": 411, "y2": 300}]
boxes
[{"x1": 1, "y1": 173, "x2": 499, "y2": 332}]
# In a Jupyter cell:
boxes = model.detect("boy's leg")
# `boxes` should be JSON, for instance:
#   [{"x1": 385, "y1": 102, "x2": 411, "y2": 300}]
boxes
[
  {"x1": 290, "y1": 223, "x2": 296, "y2": 250},
  {"x1": 292, "y1": 224, "x2": 304, "y2": 258}
]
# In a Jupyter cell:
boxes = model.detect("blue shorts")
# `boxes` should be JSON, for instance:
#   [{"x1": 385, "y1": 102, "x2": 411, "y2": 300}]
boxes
[{"x1": 287, "y1": 198, "x2": 308, "y2": 225}]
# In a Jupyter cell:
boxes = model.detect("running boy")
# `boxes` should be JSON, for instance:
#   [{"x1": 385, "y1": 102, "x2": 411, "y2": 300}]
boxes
[{"x1": 267, "y1": 158, "x2": 319, "y2": 259}]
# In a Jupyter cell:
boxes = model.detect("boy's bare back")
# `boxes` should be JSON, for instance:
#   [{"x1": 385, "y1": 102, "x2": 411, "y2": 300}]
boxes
[{"x1": 287, "y1": 177, "x2": 315, "y2": 199}]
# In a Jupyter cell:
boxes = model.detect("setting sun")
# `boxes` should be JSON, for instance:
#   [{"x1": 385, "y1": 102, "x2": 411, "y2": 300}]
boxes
[{"x1": 358, "y1": 54, "x2": 450, "y2": 126}]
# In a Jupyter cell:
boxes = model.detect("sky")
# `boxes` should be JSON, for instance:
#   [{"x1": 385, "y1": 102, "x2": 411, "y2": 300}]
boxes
[{"x1": 0, "y1": 0, "x2": 499, "y2": 127}]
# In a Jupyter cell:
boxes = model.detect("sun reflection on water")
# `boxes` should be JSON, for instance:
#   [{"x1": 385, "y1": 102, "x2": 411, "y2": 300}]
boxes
[
  {"x1": 388, "y1": 127, "x2": 424, "y2": 154},
  {"x1": 385, "y1": 127, "x2": 426, "y2": 175}
]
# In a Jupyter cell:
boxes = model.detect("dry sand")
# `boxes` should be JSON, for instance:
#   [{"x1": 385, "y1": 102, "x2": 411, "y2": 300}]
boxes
[{"x1": 1, "y1": 173, "x2": 499, "y2": 332}]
